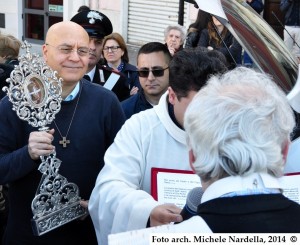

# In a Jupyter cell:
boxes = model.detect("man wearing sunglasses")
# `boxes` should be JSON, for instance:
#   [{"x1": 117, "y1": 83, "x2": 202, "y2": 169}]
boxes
[
  {"x1": 71, "y1": 10, "x2": 130, "y2": 101},
  {"x1": 122, "y1": 42, "x2": 172, "y2": 119},
  {"x1": 89, "y1": 49, "x2": 228, "y2": 245}
]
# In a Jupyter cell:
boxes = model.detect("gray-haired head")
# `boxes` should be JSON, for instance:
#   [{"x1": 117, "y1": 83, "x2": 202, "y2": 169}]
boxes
[
  {"x1": 164, "y1": 25, "x2": 187, "y2": 45},
  {"x1": 184, "y1": 67, "x2": 295, "y2": 183}
]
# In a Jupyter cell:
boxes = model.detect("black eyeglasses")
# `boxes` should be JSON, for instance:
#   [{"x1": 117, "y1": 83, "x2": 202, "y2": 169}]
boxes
[
  {"x1": 137, "y1": 67, "x2": 169, "y2": 78},
  {"x1": 46, "y1": 43, "x2": 90, "y2": 57},
  {"x1": 103, "y1": 46, "x2": 121, "y2": 52}
]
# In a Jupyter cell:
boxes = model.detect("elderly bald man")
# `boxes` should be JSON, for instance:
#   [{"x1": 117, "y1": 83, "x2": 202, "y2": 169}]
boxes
[{"x1": 0, "y1": 21, "x2": 125, "y2": 244}]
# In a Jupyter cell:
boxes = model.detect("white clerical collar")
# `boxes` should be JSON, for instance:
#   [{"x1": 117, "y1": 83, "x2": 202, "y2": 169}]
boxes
[
  {"x1": 85, "y1": 66, "x2": 96, "y2": 82},
  {"x1": 201, "y1": 173, "x2": 282, "y2": 203},
  {"x1": 64, "y1": 82, "x2": 80, "y2": 101}
]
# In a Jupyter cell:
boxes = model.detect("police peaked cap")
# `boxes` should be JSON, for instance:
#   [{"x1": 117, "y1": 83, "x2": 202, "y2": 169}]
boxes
[{"x1": 71, "y1": 10, "x2": 113, "y2": 39}]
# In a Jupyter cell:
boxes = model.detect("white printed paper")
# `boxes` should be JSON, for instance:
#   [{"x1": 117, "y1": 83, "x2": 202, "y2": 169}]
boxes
[{"x1": 156, "y1": 172, "x2": 201, "y2": 208}]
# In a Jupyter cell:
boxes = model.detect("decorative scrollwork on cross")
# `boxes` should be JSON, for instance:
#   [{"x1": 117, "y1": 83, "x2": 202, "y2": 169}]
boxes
[{"x1": 4, "y1": 41, "x2": 62, "y2": 130}]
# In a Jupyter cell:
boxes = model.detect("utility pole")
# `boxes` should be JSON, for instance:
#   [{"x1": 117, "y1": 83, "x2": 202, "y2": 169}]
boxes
[{"x1": 178, "y1": 0, "x2": 184, "y2": 25}]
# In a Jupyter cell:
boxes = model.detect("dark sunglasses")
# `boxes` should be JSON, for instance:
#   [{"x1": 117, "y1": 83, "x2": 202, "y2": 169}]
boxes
[{"x1": 137, "y1": 67, "x2": 169, "y2": 78}]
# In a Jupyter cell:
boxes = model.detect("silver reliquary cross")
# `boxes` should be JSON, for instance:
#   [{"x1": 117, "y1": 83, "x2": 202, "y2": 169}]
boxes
[{"x1": 3, "y1": 41, "x2": 87, "y2": 236}]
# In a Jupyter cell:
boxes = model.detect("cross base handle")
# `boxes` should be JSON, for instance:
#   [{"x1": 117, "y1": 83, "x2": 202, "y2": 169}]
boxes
[{"x1": 31, "y1": 201, "x2": 87, "y2": 236}]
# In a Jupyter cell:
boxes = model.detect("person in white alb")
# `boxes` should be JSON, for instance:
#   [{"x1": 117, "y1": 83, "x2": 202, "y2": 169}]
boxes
[{"x1": 88, "y1": 49, "x2": 227, "y2": 245}]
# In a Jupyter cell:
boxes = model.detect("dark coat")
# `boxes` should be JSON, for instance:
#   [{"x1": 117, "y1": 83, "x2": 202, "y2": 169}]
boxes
[
  {"x1": 247, "y1": 0, "x2": 264, "y2": 14},
  {"x1": 121, "y1": 90, "x2": 152, "y2": 119},
  {"x1": 185, "y1": 31, "x2": 200, "y2": 49},
  {"x1": 280, "y1": 0, "x2": 300, "y2": 26},
  {"x1": 120, "y1": 62, "x2": 141, "y2": 90},
  {"x1": 0, "y1": 64, "x2": 15, "y2": 100},
  {"x1": 199, "y1": 194, "x2": 300, "y2": 232},
  {"x1": 198, "y1": 29, "x2": 242, "y2": 68},
  {"x1": 92, "y1": 64, "x2": 130, "y2": 101}
]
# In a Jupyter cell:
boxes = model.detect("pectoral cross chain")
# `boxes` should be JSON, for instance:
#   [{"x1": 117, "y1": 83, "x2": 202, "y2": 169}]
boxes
[
  {"x1": 59, "y1": 137, "x2": 70, "y2": 148},
  {"x1": 54, "y1": 86, "x2": 82, "y2": 149}
]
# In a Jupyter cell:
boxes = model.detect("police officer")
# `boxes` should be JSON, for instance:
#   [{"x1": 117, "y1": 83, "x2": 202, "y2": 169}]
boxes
[{"x1": 71, "y1": 10, "x2": 130, "y2": 101}]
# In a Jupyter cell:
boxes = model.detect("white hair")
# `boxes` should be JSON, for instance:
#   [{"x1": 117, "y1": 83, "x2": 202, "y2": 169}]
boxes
[
  {"x1": 184, "y1": 67, "x2": 295, "y2": 182},
  {"x1": 164, "y1": 25, "x2": 187, "y2": 44}
]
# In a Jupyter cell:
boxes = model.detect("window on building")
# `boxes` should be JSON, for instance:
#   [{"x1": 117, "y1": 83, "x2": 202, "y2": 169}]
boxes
[{"x1": 23, "y1": 0, "x2": 63, "y2": 43}]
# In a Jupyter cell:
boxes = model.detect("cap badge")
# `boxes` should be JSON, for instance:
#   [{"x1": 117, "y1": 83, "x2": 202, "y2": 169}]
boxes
[{"x1": 87, "y1": 11, "x2": 103, "y2": 24}]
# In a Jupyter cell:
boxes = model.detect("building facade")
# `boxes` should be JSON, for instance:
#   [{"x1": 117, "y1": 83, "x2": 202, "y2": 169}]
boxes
[
  {"x1": 0, "y1": 0, "x2": 281, "y2": 50},
  {"x1": 0, "y1": 0, "x2": 195, "y2": 48}
]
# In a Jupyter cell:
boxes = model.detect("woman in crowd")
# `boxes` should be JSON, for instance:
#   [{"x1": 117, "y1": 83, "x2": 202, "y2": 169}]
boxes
[
  {"x1": 102, "y1": 32, "x2": 140, "y2": 96},
  {"x1": 0, "y1": 33, "x2": 20, "y2": 66},
  {"x1": 0, "y1": 32, "x2": 21, "y2": 244},
  {"x1": 185, "y1": 9, "x2": 210, "y2": 49},
  {"x1": 197, "y1": 15, "x2": 242, "y2": 69},
  {"x1": 0, "y1": 33, "x2": 21, "y2": 99},
  {"x1": 164, "y1": 25, "x2": 186, "y2": 56}
]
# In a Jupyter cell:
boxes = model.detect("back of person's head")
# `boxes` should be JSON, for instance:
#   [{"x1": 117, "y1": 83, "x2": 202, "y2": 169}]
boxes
[
  {"x1": 71, "y1": 10, "x2": 113, "y2": 39},
  {"x1": 77, "y1": 5, "x2": 90, "y2": 12},
  {"x1": 137, "y1": 42, "x2": 172, "y2": 65},
  {"x1": 0, "y1": 33, "x2": 21, "y2": 61},
  {"x1": 103, "y1": 32, "x2": 129, "y2": 63},
  {"x1": 192, "y1": 46, "x2": 228, "y2": 67},
  {"x1": 206, "y1": 49, "x2": 229, "y2": 68},
  {"x1": 169, "y1": 49, "x2": 227, "y2": 100},
  {"x1": 184, "y1": 67, "x2": 295, "y2": 183},
  {"x1": 164, "y1": 25, "x2": 187, "y2": 44}
]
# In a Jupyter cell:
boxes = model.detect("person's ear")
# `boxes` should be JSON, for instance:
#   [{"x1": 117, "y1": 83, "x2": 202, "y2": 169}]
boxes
[
  {"x1": 282, "y1": 140, "x2": 290, "y2": 163},
  {"x1": 42, "y1": 44, "x2": 48, "y2": 61},
  {"x1": 189, "y1": 149, "x2": 196, "y2": 173},
  {"x1": 168, "y1": 87, "x2": 176, "y2": 105}
]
